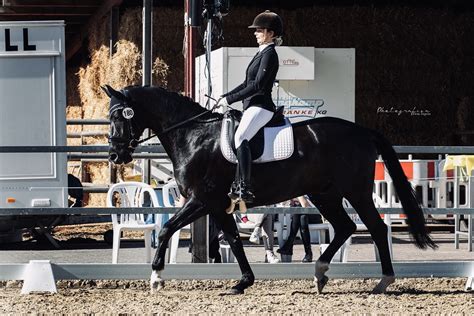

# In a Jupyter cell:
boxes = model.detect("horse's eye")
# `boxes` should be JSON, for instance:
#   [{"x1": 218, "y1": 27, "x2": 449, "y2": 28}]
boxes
[{"x1": 110, "y1": 111, "x2": 121, "y2": 121}]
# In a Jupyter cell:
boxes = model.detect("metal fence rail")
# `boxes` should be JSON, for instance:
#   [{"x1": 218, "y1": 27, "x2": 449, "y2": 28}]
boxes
[
  {"x1": 1, "y1": 262, "x2": 472, "y2": 281},
  {"x1": 2, "y1": 145, "x2": 474, "y2": 154},
  {"x1": 0, "y1": 207, "x2": 473, "y2": 216}
]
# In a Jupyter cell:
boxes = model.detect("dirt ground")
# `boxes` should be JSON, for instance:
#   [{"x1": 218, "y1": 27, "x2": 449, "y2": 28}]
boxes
[{"x1": 0, "y1": 278, "x2": 471, "y2": 314}]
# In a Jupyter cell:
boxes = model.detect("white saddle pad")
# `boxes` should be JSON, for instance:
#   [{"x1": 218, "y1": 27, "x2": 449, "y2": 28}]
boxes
[{"x1": 220, "y1": 117, "x2": 294, "y2": 164}]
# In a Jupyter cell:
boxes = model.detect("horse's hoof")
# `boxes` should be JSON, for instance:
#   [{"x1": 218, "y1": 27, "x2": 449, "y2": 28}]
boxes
[
  {"x1": 372, "y1": 275, "x2": 395, "y2": 294},
  {"x1": 150, "y1": 270, "x2": 165, "y2": 292},
  {"x1": 314, "y1": 275, "x2": 329, "y2": 294},
  {"x1": 150, "y1": 279, "x2": 165, "y2": 292},
  {"x1": 229, "y1": 287, "x2": 244, "y2": 295},
  {"x1": 151, "y1": 280, "x2": 164, "y2": 291}
]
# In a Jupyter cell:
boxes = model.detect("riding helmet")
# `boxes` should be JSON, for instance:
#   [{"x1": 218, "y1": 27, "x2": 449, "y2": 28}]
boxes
[{"x1": 248, "y1": 10, "x2": 283, "y2": 37}]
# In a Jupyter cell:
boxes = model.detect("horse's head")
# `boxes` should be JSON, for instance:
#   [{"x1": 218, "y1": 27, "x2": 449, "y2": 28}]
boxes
[{"x1": 102, "y1": 85, "x2": 145, "y2": 164}]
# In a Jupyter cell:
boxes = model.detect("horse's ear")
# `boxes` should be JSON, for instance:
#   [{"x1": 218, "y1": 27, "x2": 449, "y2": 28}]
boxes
[
  {"x1": 101, "y1": 85, "x2": 112, "y2": 98},
  {"x1": 101, "y1": 84, "x2": 126, "y2": 101}
]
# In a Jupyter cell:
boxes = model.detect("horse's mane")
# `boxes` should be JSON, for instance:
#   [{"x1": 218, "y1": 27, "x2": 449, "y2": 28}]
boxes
[{"x1": 127, "y1": 85, "x2": 223, "y2": 121}]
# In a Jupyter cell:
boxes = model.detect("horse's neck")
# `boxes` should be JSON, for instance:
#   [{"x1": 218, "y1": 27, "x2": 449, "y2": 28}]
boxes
[
  {"x1": 142, "y1": 88, "x2": 210, "y2": 166},
  {"x1": 158, "y1": 119, "x2": 220, "y2": 176},
  {"x1": 152, "y1": 90, "x2": 205, "y2": 127}
]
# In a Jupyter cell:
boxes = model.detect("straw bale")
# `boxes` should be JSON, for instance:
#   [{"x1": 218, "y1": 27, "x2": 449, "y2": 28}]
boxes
[
  {"x1": 153, "y1": 57, "x2": 169, "y2": 87},
  {"x1": 153, "y1": 7, "x2": 184, "y2": 90},
  {"x1": 66, "y1": 66, "x2": 82, "y2": 107},
  {"x1": 116, "y1": 164, "x2": 137, "y2": 182},
  {"x1": 66, "y1": 106, "x2": 82, "y2": 146},
  {"x1": 86, "y1": 163, "x2": 109, "y2": 185},
  {"x1": 84, "y1": 162, "x2": 110, "y2": 207},
  {"x1": 77, "y1": 46, "x2": 110, "y2": 120},
  {"x1": 118, "y1": 8, "x2": 142, "y2": 46},
  {"x1": 87, "y1": 193, "x2": 107, "y2": 208},
  {"x1": 88, "y1": 15, "x2": 109, "y2": 53},
  {"x1": 108, "y1": 40, "x2": 142, "y2": 88}
]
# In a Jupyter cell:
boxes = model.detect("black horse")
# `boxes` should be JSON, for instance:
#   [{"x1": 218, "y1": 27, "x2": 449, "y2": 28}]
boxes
[{"x1": 103, "y1": 85, "x2": 436, "y2": 294}]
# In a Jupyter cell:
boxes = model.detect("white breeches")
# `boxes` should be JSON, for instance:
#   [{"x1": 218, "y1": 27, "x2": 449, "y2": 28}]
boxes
[{"x1": 234, "y1": 106, "x2": 274, "y2": 149}]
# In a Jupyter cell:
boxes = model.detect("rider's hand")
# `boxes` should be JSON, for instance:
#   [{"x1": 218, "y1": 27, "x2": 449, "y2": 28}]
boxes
[{"x1": 216, "y1": 96, "x2": 229, "y2": 108}]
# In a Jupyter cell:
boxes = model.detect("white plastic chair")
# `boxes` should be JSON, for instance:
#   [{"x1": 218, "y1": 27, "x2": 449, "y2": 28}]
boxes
[{"x1": 107, "y1": 181, "x2": 162, "y2": 264}]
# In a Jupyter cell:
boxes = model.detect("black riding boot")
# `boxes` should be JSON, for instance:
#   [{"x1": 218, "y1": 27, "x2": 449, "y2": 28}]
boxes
[
  {"x1": 228, "y1": 166, "x2": 240, "y2": 200},
  {"x1": 237, "y1": 140, "x2": 254, "y2": 203}
]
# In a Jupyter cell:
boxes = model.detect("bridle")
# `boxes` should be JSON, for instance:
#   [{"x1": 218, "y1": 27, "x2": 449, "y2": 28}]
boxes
[
  {"x1": 109, "y1": 92, "x2": 221, "y2": 150},
  {"x1": 109, "y1": 100, "x2": 142, "y2": 149}
]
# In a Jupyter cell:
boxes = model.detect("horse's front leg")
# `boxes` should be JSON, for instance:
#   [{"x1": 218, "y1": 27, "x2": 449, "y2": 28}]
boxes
[
  {"x1": 213, "y1": 211, "x2": 255, "y2": 294},
  {"x1": 150, "y1": 196, "x2": 207, "y2": 291}
]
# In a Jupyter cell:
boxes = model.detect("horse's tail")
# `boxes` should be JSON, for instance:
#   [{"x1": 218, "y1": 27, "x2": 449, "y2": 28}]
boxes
[{"x1": 372, "y1": 131, "x2": 437, "y2": 249}]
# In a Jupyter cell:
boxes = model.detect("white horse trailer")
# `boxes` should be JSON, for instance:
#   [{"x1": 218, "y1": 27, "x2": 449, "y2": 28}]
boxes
[
  {"x1": 0, "y1": 21, "x2": 67, "y2": 241},
  {"x1": 195, "y1": 47, "x2": 355, "y2": 122}
]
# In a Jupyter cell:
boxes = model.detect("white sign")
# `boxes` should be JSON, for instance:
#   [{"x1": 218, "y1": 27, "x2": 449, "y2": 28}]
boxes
[{"x1": 0, "y1": 21, "x2": 64, "y2": 55}]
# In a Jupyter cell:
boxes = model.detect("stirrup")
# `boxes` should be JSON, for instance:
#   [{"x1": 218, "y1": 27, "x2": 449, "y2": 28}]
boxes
[
  {"x1": 228, "y1": 181, "x2": 240, "y2": 200},
  {"x1": 239, "y1": 183, "x2": 254, "y2": 204}
]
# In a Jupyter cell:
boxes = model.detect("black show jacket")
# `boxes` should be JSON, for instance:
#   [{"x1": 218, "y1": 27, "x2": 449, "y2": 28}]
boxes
[{"x1": 223, "y1": 44, "x2": 279, "y2": 112}]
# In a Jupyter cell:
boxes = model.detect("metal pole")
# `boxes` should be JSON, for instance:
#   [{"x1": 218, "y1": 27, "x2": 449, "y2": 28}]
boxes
[
  {"x1": 142, "y1": 0, "x2": 152, "y2": 184},
  {"x1": 205, "y1": 17, "x2": 212, "y2": 109},
  {"x1": 454, "y1": 167, "x2": 460, "y2": 249},
  {"x1": 185, "y1": 0, "x2": 208, "y2": 263},
  {"x1": 109, "y1": 6, "x2": 119, "y2": 57},
  {"x1": 109, "y1": 6, "x2": 119, "y2": 184}
]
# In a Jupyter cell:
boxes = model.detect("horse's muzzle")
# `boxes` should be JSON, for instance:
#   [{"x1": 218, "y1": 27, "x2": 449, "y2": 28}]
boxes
[
  {"x1": 109, "y1": 152, "x2": 119, "y2": 163},
  {"x1": 108, "y1": 148, "x2": 132, "y2": 164}
]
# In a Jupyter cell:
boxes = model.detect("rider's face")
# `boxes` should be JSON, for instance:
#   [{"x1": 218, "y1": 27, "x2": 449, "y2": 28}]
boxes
[{"x1": 254, "y1": 28, "x2": 274, "y2": 45}]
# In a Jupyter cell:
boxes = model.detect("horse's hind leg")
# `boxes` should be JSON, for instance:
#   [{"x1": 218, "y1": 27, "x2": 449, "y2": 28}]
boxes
[
  {"x1": 307, "y1": 192, "x2": 357, "y2": 293},
  {"x1": 346, "y1": 194, "x2": 395, "y2": 293}
]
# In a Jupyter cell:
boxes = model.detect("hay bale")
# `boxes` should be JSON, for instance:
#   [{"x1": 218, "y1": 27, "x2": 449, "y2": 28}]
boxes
[
  {"x1": 88, "y1": 15, "x2": 110, "y2": 53},
  {"x1": 66, "y1": 106, "x2": 82, "y2": 146},
  {"x1": 77, "y1": 45, "x2": 110, "y2": 120}
]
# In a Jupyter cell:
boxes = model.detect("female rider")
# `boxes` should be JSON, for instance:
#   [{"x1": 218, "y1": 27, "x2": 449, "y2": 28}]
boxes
[{"x1": 217, "y1": 10, "x2": 283, "y2": 203}]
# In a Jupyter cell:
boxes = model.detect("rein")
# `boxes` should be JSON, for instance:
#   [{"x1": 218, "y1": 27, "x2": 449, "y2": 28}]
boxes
[
  {"x1": 158, "y1": 109, "x2": 215, "y2": 135},
  {"x1": 131, "y1": 110, "x2": 213, "y2": 146},
  {"x1": 126, "y1": 94, "x2": 222, "y2": 146}
]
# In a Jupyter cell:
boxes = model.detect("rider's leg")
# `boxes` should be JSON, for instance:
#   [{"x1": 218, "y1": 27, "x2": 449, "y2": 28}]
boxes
[
  {"x1": 236, "y1": 140, "x2": 254, "y2": 202},
  {"x1": 231, "y1": 106, "x2": 273, "y2": 202}
]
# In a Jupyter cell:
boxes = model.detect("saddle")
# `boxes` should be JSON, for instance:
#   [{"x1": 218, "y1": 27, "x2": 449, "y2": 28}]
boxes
[{"x1": 220, "y1": 106, "x2": 294, "y2": 164}]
